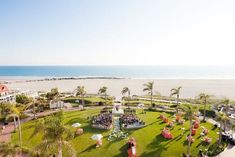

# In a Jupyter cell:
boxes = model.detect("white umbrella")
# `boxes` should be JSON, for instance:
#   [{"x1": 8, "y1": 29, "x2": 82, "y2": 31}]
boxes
[
  {"x1": 91, "y1": 134, "x2": 103, "y2": 140},
  {"x1": 138, "y1": 103, "x2": 144, "y2": 108},
  {"x1": 72, "y1": 123, "x2": 82, "y2": 128}
]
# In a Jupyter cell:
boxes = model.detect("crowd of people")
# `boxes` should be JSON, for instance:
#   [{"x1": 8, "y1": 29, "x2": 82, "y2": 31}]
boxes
[
  {"x1": 120, "y1": 114, "x2": 145, "y2": 129},
  {"x1": 92, "y1": 113, "x2": 113, "y2": 129}
]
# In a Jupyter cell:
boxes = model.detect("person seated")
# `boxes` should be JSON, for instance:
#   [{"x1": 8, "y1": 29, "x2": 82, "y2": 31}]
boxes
[
  {"x1": 203, "y1": 129, "x2": 209, "y2": 135},
  {"x1": 167, "y1": 121, "x2": 174, "y2": 128},
  {"x1": 176, "y1": 115, "x2": 181, "y2": 122},
  {"x1": 192, "y1": 128, "x2": 197, "y2": 135},
  {"x1": 187, "y1": 135, "x2": 195, "y2": 143},
  {"x1": 178, "y1": 119, "x2": 185, "y2": 125},
  {"x1": 163, "y1": 117, "x2": 169, "y2": 123},
  {"x1": 202, "y1": 136, "x2": 212, "y2": 144},
  {"x1": 193, "y1": 121, "x2": 199, "y2": 129}
]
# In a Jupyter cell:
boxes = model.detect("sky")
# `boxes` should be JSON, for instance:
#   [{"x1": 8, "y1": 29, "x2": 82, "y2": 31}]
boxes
[{"x1": 0, "y1": 0, "x2": 235, "y2": 65}]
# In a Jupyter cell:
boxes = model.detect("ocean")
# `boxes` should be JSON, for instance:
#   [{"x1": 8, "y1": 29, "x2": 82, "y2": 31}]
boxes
[{"x1": 0, "y1": 65, "x2": 235, "y2": 79}]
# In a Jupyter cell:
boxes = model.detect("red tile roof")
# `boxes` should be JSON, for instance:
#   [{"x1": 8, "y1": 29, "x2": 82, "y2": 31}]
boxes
[{"x1": 0, "y1": 85, "x2": 9, "y2": 93}]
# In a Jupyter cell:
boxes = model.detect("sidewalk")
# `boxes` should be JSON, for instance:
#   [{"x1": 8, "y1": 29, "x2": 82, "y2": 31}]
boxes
[
  {"x1": 0, "y1": 124, "x2": 15, "y2": 143},
  {"x1": 217, "y1": 144, "x2": 235, "y2": 157}
]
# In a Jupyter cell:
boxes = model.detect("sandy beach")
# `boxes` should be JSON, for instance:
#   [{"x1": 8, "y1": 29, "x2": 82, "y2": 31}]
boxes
[{"x1": 2, "y1": 78, "x2": 235, "y2": 100}]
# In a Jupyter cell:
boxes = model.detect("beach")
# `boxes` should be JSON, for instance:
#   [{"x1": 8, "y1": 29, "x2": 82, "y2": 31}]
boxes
[{"x1": 3, "y1": 78, "x2": 235, "y2": 100}]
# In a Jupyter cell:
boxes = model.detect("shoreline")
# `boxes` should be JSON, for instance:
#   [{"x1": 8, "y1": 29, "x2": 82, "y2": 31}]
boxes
[{"x1": 2, "y1": 78, "x2": 235, "y2": 100}]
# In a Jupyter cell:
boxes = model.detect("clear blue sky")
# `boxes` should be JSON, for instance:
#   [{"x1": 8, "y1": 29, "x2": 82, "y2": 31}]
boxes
[{"x1": 1, "y1": 0, "x2": 235, "y2": 65}]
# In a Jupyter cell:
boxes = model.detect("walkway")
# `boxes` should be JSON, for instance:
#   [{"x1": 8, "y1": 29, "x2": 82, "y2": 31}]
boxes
[
  {"x1": 0, "y1": 106, "x2": 93, "y2": 144},
  {"x1": 0, "y1": 124, "x2": 15, "y2": 143},
  {"x1": 113, "y1": 116, "x2": 121, "y2": 132},
  {"x1": 217, "y1": 144, "x2": 235, "y2": 157}
]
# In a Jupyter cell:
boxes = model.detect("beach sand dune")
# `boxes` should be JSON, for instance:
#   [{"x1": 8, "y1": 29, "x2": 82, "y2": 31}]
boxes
[{"x1": 5, "y1": 79, "x2": 235, "y2": 100}]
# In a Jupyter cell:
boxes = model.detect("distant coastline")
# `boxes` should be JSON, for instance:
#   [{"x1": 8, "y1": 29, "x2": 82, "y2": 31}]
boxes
[
  {"x1": 1, "y1": 65, "x2": 235, "y2": 79},
  {"x1": 0, "y1": 76, "x2": 126, "y2": 84}
]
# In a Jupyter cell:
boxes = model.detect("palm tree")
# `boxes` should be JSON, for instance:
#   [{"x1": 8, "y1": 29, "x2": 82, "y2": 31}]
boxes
[
  {"x1": 30, "y1": 111, "x2": 76, "y2": 157},
  {"x1": 143, "y1": 81, "x2": 154, "y2": 106},
  {"x1": 216, "y1": 112, "x2": 229, "y2": 145},
  {"x1": 98, "y1": 86, "x2": 108, "y2": 104},
  {"x1": 170, "y1": 86, "x2": 182, "y2": 114},
  {"x1": 0, "y1": 143, "x2": 21, "y2": 157},
  {"x1": 198, "y1": 93, "x2": 210, "y2": 122},
  {"x1": 121, "y1": 87, "x2": 130, "y2": 97},
  {"x1": 75, "y1": 86, "x2": 86, "y2": 106},
  {"x1": 46, "y1": 88, "x2": 59, "y2": 100},
  {"x1": 25, "y1": 99, "x2": 38, "y2": 120},
  {"x1": 121, "y1": 87, "x2": 131, "y2": 105},
  {"x1": 181, "y1": 104, "x2": 198, "y2": 157},
  {"x1": 221, "y1": 98, "x2": 230, "y2": 115},
  {"x1": 6, "y1": 105, "x2": 22, "y2": 148}
]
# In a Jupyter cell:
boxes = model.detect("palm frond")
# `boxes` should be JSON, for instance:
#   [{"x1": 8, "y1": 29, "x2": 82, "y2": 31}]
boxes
[{"x1": 62, "y1": 141, "x2": 76, "y2": 157}]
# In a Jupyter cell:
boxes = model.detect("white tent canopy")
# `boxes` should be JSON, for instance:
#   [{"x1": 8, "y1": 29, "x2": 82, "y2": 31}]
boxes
[
  {"x1": 72, "y1": 123, "x2": 82, "y2": 128},
  {"x1": 91, "y1": 134, "x2": 103, "y2": 140}
]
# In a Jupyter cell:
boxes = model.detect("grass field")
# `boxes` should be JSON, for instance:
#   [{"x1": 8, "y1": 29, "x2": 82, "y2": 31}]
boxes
[{"x1": 12, "y1": 109, "x2": 219, "y2": 157}]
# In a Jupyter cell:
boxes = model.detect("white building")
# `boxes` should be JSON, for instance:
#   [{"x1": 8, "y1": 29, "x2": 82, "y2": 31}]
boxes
[
  {"x1": 49, "y1": 100, "x2": 71, "y2": 109},
  {"x1": 0, "y1": 84, "x2": 15, "y2": 103},
  {"x1": 0, "y1": 84, "x2": 39, "y2": 103}
]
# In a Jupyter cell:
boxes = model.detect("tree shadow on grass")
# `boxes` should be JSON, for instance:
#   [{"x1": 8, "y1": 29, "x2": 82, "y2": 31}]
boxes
[
  {"x1": 65, "y1": 117, "x2": 86, "y2": 125},
  {"x1": 81, "y1": 124, "x2": 110, "y2": 134},
  {"x1": 78, "y1": 144, "x2": 96, "y2": 154},
  {"x1": 144, "y1": 120, "x2": 159, "y2": 127},
  {"x1": 146, "y1": 133, "x2": 177, "y2": 150},
  {"x1": 139, "y1": 145, "x2": 166, "y2": 157},
  {"x1": 196, "y1": 142, "x2": 202, "y2": 148},
  {"x1": 174, "y1": 134, "x2": 183, "y2": 141},
  {"x1": 113, "y1": 143, "x2": 128, "y2": 157},
  {"x1": 183, "y1": 140, "x2": 188, "y2": 146}
]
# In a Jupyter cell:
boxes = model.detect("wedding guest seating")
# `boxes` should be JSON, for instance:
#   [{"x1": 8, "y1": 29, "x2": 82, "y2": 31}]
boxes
[{"x1": 121, "y1": 114, "x2": 145, "y2": 129}]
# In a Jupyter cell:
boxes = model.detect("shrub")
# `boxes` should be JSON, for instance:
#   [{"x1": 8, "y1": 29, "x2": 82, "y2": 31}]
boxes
[
  {"x1": 206, "y1": 143, "x2": 226, "y2": 156},
  {"x1": 199, "y1": 109, "x2": 216, "y2": 118},
  {"x1": 152, "y1": 103, "x2": 156, "y2": 108}
]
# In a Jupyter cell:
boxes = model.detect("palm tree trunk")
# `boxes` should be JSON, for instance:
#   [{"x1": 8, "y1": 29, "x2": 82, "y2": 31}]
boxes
[
  {"x1": 33, "y1": 103, "x2": 36, "y2": 119},
  {"x1": 18, "y1": 116, "x2": 22, "y2": 148},
  {"x1": 203, "y1": 103, "x2": 206, "y2": 122},
  {"x1": 105, "y1": 93, "x2": 107, "y2": 105},
  {"x1": 176, "y1": 94, "x2": 179, "y2": 113},
  {"x1": 219, "y1": 122, "x2": 222, "y2": 145},
  {"x1": 82, "y1": 95, "x2": 85, "y2": 106},
  {"x1": 58, "y1": 141, "x2": 63, "y2": 157},
  {"x1": 187, "y1": 119, "x2": 193, "y2": 157},
  {"x1": 226, "y1": 105, "x2": 229, "y2": 115},
  {"x1": 13, "y1": 116, "x2": 17, "y2": 130},
  {"x1": 150, "y1": 91, "x2": 153, "y2": 106},
  {"x1": 223, "y1": 121, "x2": 226, "y2": 131}
]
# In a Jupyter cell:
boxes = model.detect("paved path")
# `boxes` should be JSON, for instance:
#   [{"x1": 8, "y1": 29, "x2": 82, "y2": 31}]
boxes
[
  {"x1": 0, "y1": 124, "x2": 15, "y2": 143},
  {"x1": 217, "y1": 144, "x2": 235, "y2": 157},
  {"x1": 0, "y1": 107, "x2": 92, "y2": 144}
]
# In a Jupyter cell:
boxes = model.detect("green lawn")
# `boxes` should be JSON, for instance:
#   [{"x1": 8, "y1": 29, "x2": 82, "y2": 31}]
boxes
[
  {"x1": 63, "y1": 96, "x2": 113, "y2": 106},
  {"x1": 12, "y1": 109, "x2": 219, "y2": 157}
]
